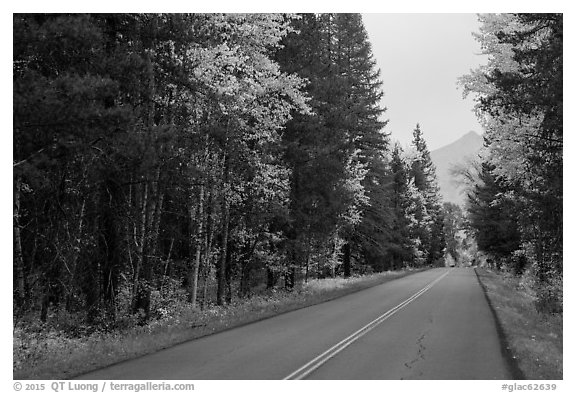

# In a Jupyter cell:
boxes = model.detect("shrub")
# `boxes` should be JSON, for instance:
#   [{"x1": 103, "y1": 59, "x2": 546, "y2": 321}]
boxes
[{"x1": 534, "y1": 274, "x2": 562, "y2": 315}]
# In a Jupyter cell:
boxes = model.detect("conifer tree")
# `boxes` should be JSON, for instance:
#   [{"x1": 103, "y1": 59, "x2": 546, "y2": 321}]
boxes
[
  {"x1": 331, "y1": 13, "x2": 389, "y2": 275},
  {"x1": 467, "y1": 162, "x2": 522, "y2": 267},
  {"x1": 407, "y1": 124, "x2": 446, "y2": 265},
  {"x1": 387, "y1": 143, "x2": 415, "y2": 268}
]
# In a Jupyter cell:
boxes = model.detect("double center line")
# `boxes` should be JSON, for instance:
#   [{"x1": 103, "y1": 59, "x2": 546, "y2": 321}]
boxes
[{"x1": 283, "y1": 269, "x2": 452, "y2": 380}]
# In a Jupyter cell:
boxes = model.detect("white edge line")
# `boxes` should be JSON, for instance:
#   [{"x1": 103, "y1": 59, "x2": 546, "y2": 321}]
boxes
[{"x1": 283, "y1": 269, "x2": 451, "y2": 380}]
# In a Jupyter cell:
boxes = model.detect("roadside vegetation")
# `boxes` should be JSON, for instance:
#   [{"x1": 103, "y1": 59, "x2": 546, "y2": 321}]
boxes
[
  {"x1": 455, "y1": 14, "x2": 563, "y2": 380},
  {"x1": 475, "y1": 268, "x2": 562, "y2": 380},
  {"x1": 458, "y1": 13, "x2": 562, "y2": 319},
  {"x1": 14, "y1": 268, "x2": 420, "y2": 380}
]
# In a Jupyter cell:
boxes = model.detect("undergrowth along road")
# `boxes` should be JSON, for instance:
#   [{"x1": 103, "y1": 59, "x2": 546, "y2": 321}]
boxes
[
  {"x1": 475, "y1": 268, "x2": 562, "y2": 380},
  {"x1": 14, "y1": 268, "x2": 424, "y2": 380}
]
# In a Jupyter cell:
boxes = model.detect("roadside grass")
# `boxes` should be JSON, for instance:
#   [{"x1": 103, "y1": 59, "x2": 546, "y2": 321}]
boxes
[
  {"x1": 475, "y1": 268, "x2": 562, "y2": 380},
  {"x1": 14, "y1": 268, "x2": 423, "y2": 380}
]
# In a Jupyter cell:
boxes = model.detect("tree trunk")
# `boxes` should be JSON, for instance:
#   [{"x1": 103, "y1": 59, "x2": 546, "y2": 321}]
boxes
[
  {"x1": 266, "y1": 267, "x2": 276, "y2": 289},
  {"x1": 266, "y1": 239, "x2": 278, "y2": 289},
  {"x1": 13, "y1": 176, "x2": 26, "y2": 307},
  {"x1": 188, "y1": 183, "x2": 204, "y2": 306},
  {"x1": 125, "y1": 179, "x2": 136, "y2": 280},
  {"x1": 304, "y1": 238, "x2": 311, "y2": 283},
  {"x1": 66, "y1": 198, "x2": 86, "y2": 312},
  {"x1": 131, "y1": 38, "x2": 156, "y2": 319},
  {"x1": 40, "y1": 291, "x2": 49, "y2": 323},
  {"x1": 343, "y1": 242, "x2": 351, "y2": 278},
  {"x1": 240, "y1": 261, "x2": 251, "y2": 297},
  {"x1": 225, "y1": 241, "x2": 233, "y2": 304},
  {"x1": 239, "y1": 240, "x2": 257, "y2": 297},
  {"x1": 85, "y1": 191, "x2": 102, "y2": 324},
  {"x1": 201, "y1": 187, "x2": 215, "y2": 310},
  {"x1": 100, "y1": 179, "x2": 120, "y2": 321},
  {"x1": 130, "y1": 29, "x2": 157, "y2": 321},
  {"x1": 160, "y1": 238, "x2": 174, "y2": 291},
  {"x1": 201, "y1": 263, "x2": 211, "y2": 310},
  {"x1": 131, "y1": 182, "x2": 149, "y2": 317},
  {"x1": 285, "y1": 267, "x2": 296, "y2": 289},
  {"x1": 150, "y1": 190, "x2": 164, "y2": 257},
  {"x1": 217, "y1": 159, "x2": 230, "y2": 306}
]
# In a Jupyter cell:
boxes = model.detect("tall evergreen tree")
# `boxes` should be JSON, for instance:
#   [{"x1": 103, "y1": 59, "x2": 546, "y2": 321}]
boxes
[
  {"x1": 276, "y1": 14, "x2": 390, "y2": 278},
  {"x1": 407, "y1": 124, "x2": 445, "y2": 265},
  {"x1": 276, "y1": 13, "x2": 350, "y2": 282},
  {"x1": 331, "y1": 13, "x2": 389, "y2": 275},
  {"x1": 386, "y1": 143, "x2": 415, "y2": 268},
  {"x1": 467, "y1": 162, "x2": 522, "y2": 267}
]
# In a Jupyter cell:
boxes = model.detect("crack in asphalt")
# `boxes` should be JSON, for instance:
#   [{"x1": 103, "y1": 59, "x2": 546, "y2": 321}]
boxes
[
  {"x1": 402, "y1": 315, "x2": 433, "y2": 379},
  {"x1": 404, "y1": 331, "x2": 427, "y2": 369}
]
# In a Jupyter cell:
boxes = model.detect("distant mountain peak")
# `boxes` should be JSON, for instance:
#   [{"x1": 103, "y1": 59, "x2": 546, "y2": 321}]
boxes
[
  {"x1": 442, "y1": 130, "x2": 481, "y2": 148},
  {"x1": 461, "y1": 130, "x2": 482, "y2": 142},
  {"x1": 430, "y1": 131, "x2": 483, "y2": 206}
]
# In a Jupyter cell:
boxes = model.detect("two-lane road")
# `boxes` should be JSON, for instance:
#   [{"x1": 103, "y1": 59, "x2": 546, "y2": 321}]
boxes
[{"x1": 77, "y1": 268, "x2": 513, "y2": 380}]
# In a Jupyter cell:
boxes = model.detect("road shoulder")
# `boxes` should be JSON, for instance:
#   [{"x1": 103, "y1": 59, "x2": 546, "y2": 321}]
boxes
[{"x1": 474, "y1": 267, "x2": 562, "y2": 380}]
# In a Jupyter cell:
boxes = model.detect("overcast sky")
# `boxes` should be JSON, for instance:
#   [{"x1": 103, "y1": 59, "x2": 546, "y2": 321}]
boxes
[{"x1": 362, "y1": 13, "x2": 488, "y2": 151}]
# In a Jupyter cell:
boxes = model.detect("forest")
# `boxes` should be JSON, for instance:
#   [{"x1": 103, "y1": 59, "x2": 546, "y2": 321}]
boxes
[
  {"x1": 13, "y1": 13, "x2": 448, "y2": 327},
  {"x1": 13, "y1": 13, "x2": 562, "y2": 371}
]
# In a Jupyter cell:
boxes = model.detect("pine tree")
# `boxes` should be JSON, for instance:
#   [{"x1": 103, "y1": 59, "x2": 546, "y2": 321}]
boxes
[
  {"x1": 386, "y1": 143, "x2": 415, "y2": 268},
  {"x1": 276, "y1": 14, "x2": 390, "y2": 278},
  {"x1": 407, "y1": 124, "x2": 446, "y2": 265},
  {"x1": 327, "y1": 14, "x2": 390, "y2": 275},
  {"x1": 277, "y1": 14, "x2": 356, "y2": 281},
  {"x1": 467, "y1": 162, "x2": 522, "y2": 266}
]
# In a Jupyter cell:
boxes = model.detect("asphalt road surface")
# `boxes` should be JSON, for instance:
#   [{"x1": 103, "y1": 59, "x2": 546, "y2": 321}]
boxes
[{"x1": 77, "y1": 268, "x2": 513, "y2": 380}]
